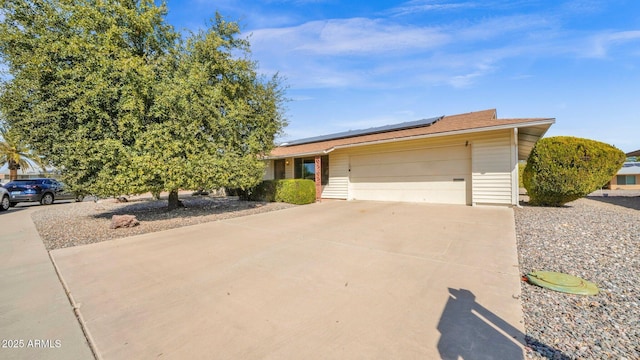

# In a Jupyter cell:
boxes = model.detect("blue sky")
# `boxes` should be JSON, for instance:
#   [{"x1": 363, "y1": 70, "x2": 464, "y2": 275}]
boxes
[{"x1": 164, "y1": 0, "x2": 640, "y2": 151}]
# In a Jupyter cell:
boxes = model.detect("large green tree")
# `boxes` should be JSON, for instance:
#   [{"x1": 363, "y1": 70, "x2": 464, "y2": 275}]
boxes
[{"x1": 0, "y1": 0, "x2": 286, "y2": 209}]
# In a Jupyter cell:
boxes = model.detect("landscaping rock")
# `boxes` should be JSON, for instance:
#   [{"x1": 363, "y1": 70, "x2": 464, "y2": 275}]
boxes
[
  {"x1": 110, "y1": 214, "x2": 140, "y2": 229},
  {"x1": 516, "y1": 195, "x2": 640, "y2": 359}
]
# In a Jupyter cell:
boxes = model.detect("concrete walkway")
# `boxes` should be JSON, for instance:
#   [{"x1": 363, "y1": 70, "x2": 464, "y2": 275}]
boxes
[
  {"x1": 50, "y1": 201, "x2": 525, "y2": 359},
  {"x1": 0, "y1": 205, "x2": 94, "y2": 360}
]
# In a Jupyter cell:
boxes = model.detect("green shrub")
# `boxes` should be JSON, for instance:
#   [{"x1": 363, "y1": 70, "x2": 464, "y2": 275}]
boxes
[
  {"x1": 247, "y1": 180, "x2": 278, "y2": 202},
  {"x1": 239, "y1": 179, "x2": 316, "y2": 205},
  {"x1": 518, "y1": 161, "x2": 526, "y2": 188},
  {"x1": 523, "y1": 136, "x2": 625, "y2": 206},
  {"x1": 274, "y1": 179, "x2": 316, "y2": 205}
]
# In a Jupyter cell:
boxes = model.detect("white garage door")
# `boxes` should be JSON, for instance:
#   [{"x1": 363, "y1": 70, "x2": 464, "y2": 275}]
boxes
[{"x1": 349, "y1": 145, "x2": 471, "y2": 204}]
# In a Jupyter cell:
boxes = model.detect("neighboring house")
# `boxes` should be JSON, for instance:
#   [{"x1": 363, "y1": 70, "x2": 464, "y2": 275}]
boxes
[
  {"x1": 263, "y1": 109, "x2": 555, "y2": 206},
  {"x1": 610, "y1": 162, "x2": 640, "y2": 190},
  {"x1": 608, "y1": 149, "x2": 640, "y2": 190},
  {"x1": 0, "y1": 164, "x2": 56, "y2": 184},
  {"x1": 626, "y1": 149, "x2": 640, "y2": 161}
]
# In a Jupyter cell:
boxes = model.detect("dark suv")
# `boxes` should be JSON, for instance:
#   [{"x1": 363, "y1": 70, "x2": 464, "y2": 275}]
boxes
[{"x1": 3, "y1": 178, "x2": 82, "y2": 207}]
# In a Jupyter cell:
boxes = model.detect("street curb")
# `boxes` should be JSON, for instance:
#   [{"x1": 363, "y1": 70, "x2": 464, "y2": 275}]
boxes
[{"x1": 48, "y1": 251, "x2": 102, "y2": 360}]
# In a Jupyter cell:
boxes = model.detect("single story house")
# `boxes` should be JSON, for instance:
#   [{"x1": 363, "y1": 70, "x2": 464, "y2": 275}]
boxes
[
  {"x1": 626, "y1": 149, "x2": 640, "y2": 160},
  {"x1": 608, "y1": 149, "x2": 640, "y2": 190},
  {"x1": 609, "y1": 163, "x2": 640, "y2": 190},
  {"x1": 0, "y1": 164, "x2": 55, "y2": 185},
  {"x1": 263, "y1": 109, "x2": 555, "y2": 206}
]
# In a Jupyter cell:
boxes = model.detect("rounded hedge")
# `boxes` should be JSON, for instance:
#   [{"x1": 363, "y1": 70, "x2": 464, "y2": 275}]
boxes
[
  {"x1": 523, "y1": 136, "x2": 625, "y2": 206},
  {"x1": 274, "y1": 179, "x2": 316, "y2": 205},
  {"x1": 241, "y1": 179, "x2": 316, "y2": 205}
]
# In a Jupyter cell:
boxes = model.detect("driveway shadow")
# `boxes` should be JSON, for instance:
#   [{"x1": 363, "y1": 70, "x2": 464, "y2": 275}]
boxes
[
  {"x1": 0, "y1": 207, "x2": 27, "y2": 215},
  {"x1": 437, "y1": 288, "x2": 570, "y2": 360},
  {"x1": 585, "y1": 195, "x2": 640, "y2": 211},
  {"x1": 0, "y1": 201, "x2": 73, "y2": 214},
  {"x1": 89, "y1": 197, "x2": 266, "y2": 222}
]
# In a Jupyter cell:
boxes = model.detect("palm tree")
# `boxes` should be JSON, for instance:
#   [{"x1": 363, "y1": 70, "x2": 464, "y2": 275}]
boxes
[{"x1": 0, "y1": 126, "x2": 45, "y2": 181}]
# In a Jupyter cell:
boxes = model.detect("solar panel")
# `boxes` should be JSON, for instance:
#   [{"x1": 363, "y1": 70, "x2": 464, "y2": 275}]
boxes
[{"x1": 280, "y1": 116, "x2": 443, "y2": 147}]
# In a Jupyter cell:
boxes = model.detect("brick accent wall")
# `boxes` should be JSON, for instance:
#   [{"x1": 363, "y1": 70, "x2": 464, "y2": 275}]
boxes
[{"x1": 315, "y1": 156, "x2": 321, "y2": 201}]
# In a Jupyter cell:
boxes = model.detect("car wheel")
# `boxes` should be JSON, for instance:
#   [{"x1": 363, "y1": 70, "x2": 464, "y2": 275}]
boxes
[
  {"x1": 41, "y1": 193, "x2": 54, "y2": 205},
  {"x1": 0, "y1": 195, "x2": 9, "y2": 211}
]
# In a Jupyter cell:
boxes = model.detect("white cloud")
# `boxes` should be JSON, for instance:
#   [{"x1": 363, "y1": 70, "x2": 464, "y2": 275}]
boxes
[
  {"x1": 456, "y1": 14, "x2": 557, "y2": 41},
  {"x1": 247, "y1": 4, "x2": 640, "y2": 91},
  {"x1": 561, "y1": 0, "x2": 606, "y2": 14},
  {"x1": 448, "y1": 71, "x2": 485, "y2": 88},
  {"x1": 251, "y1": 18, "x2": 449, "y2": 56},
  {"x1": 387, "y1": 0, "x2": 478, "y2": 17},
  {"x1": 588, "y1": 30, "x2": 640, "y2": 58}
]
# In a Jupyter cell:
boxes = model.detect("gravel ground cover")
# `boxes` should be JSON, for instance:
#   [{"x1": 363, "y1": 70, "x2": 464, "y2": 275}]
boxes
[
  {"x1": 32, "y1": 194, "x2": 296, "y2": 250},
  {"x1": 516, "y1": 194, "x2": 639, "y2": 359}
]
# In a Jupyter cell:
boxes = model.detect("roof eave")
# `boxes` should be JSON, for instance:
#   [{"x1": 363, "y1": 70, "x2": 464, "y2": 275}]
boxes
[
  {"x1": 267, "y1": 118, "x2": 555, "y2": 159},
  {"x1": 263, "y1": 148, "x2": 335, "y2": 160},
  {"x1": 332, "y1": 119, "x2": 555, "y2": 153}
]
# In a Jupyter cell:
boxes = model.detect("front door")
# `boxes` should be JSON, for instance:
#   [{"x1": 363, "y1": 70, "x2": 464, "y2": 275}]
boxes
[{"x1": 274, "y1": 159, "x2": 286, "y2": 180}]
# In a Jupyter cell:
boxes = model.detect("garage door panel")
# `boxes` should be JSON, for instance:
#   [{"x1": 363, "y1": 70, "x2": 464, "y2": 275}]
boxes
[
  {"x1": 349, "y1": 145, "x2": 470, "y2": 204},
  {"x1": 350, "y1": 180, "x2": 466, "y2": 190},
  {"x1": 351, "y1": 159, "x2": 469, "y2": 179},
  {"x1": 350, "y1": 175, "x2": 466, "y2": 184},
  {"x1": 352, "y1": 147, "x2": 468, "y2": 166},
  {"x1": 352, "y1": 184, "x2": 467, "y2": 203}
]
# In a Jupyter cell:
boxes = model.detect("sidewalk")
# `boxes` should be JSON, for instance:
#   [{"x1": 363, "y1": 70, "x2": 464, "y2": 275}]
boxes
[{"x1": 0, "y1": 206, "x2": 94, "y2": 360}]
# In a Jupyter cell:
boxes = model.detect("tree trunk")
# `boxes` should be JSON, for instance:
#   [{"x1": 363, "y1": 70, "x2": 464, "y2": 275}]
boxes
[
  {"x1": 8, "y1": 160, "x2": 19, "y2": 181},
  {"x1": 167, "y1": 189, "x2": 181, "y2": 210}
]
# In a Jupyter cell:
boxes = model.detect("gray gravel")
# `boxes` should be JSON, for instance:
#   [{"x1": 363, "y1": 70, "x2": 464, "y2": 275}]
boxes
[
  {"x1": 516, "y1": 194, "x2": 640, "y2": 359},
  {"x1": 32, "y1": 194, "x2": 296, "y2": 250}
]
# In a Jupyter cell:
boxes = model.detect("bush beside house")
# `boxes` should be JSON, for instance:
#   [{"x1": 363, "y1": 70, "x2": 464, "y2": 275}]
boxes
[
  {"x1": 523, "y1": 136, "x2": 626, "y2": 206},
  {"x1": 234, "y1": 179, "x2": 316, "y2": 205},
  {"x1": 518, "y1": 162, "x2": 526, "y2": 188}
]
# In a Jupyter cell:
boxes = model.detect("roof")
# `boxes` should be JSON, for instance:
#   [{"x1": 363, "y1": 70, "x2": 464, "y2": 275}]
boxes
[
  {"x1": 617, "y1": 162, "x2": 640, "y2": 175},
  {"x1": 626, "y1": 149, "x2": 640, "y2": 157},
  {"x1": 281, "y1": 116, "x2": 443, "y2": 146},
  {"x1": 269, "y1": 109, "x2": 555, "y2": 160}
]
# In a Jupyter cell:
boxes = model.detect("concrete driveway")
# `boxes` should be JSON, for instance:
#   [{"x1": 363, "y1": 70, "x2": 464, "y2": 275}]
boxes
[{"x1": 51, "y1": 201, "x2": 525, "y2": 359}]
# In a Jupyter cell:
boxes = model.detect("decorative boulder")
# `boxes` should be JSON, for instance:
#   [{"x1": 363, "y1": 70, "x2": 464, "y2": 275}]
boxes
[{"x1": 110, "y1": 214, "x2": 140, "y2": 229}]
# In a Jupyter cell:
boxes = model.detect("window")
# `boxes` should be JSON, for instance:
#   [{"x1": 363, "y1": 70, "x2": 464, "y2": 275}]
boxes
[
  {"x1": 617, "y1": 175, "x2": 637, "y2": 185},
  {"x1": 294, "y1": 156, "x2": 329, "y2": 185}
]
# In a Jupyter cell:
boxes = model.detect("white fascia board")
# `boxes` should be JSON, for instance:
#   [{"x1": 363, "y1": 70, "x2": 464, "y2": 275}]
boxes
[{"x1": 262, "y1": 148, "x2": 335, "y2": 160}]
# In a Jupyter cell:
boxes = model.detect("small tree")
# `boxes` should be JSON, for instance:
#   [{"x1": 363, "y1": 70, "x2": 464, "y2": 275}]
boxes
[
  {"x1": 0, "y1": 126, "x2": 45, "y2": 181},
  {"x1": 523, "y1": 136, "x2": 626, "y2": 206}
]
